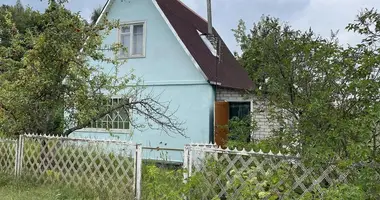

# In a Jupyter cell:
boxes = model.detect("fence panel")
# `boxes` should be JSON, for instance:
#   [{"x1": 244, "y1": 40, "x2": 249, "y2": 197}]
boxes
[
  {"x1": 20, "y1": 134, "x2": 137, "y2": 199},
  {"x1": 0, "y1": 138, "x2": 17, "y2": 175},
  {"x1": 2, "y1": 136, "x2": 378, "y2": 199},
  {"x1": 186, "y1": 144, "x2": 349, "y2": 200}
]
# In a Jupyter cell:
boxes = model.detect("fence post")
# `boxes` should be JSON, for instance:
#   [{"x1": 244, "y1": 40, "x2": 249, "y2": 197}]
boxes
[
  {"x1": 183, "y1": 145, "x2": 189, "y2": 183},
  {"x1": 14, "y1": 135, "x2": 24, "y2": 177},
  {"x1": 135, "y1": 144, "x2": 142, "y2": 200},
  {"x1": 14, "y1": 137, "x2": 19, "y2": 176},
  {"x1": 18, "y1": 135, "x2": 24, "y2": 176},
  {"x1": 188, "y1": 145, "x2": 193, "y2": 177}
]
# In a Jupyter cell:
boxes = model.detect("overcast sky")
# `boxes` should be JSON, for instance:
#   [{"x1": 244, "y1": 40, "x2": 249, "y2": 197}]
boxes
[{"x1": 4, "y1": 0, "x2": 380, "y2": 52}]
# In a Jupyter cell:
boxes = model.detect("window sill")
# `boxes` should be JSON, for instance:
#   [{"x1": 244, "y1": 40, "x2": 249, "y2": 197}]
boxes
[{"x1": 75, "y1": 128, "x2": 131, "y2": 134}]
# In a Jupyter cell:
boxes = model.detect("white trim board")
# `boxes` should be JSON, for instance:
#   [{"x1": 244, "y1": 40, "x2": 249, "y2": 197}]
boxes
[{"x1": 127, "y1": 80, "x2": 208, "y2": 86}]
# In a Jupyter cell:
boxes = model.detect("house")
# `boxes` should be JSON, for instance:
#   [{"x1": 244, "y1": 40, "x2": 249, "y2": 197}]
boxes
[{"x1": 71, "y1": 0, "x2": 271, "y2": 158}]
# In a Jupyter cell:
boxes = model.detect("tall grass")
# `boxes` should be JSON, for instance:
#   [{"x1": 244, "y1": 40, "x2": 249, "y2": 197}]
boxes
[{"x1": 0, "y1": 173, "x2": 102, "y2": 200}]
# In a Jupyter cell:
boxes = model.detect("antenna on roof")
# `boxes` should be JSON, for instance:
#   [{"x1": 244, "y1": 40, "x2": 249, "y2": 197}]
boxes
[{"x1": 207, "y1": 0, "x2": 213, "y2": 35}]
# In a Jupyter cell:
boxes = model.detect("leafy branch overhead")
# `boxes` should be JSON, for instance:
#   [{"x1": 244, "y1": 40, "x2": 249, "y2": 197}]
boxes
[{"x1": 0, "y1": 1, "x2": 185, "y2": 137}]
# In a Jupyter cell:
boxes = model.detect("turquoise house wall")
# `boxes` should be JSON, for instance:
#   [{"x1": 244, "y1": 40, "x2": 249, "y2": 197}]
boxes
[{"x1": 70, "y1": 0, "x2": 214, "y2": 160}]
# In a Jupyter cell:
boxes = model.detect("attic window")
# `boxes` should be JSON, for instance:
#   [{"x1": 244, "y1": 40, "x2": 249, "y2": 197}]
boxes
[
  {"x1": 197, "y1": 30, "x2": 218, "y2": 57},
  {"x1": 119, "y1": 21, "x2": 146, "y2": 58}
]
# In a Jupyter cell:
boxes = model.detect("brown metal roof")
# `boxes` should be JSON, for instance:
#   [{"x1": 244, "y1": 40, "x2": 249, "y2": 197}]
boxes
[{"x1": 156, "y1": 0, "x2": 253, "y2": 90}]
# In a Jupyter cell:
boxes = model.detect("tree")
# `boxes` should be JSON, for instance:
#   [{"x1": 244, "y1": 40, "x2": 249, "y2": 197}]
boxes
[
  {"x1": 90, "y1": 6, "x2": 102, "y2": 26},
  {"x1": 233, "y1": 14, "x2": 380, "y2": 165},
  {"x1": 0, "y1": 0, "x2": 185, "y2": 137},
  {"x1": 0, "y1": 2, "x2": 41, "y2": 48}
]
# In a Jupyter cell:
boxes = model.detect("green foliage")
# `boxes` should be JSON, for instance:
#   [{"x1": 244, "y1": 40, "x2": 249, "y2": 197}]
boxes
[
  {"x1": 0, "y1": 3, "x2": 41, "y2": 48},
  {"x1": 141, "y1": 160, "x2": 222, "y2": 200},
  {"x1": 230, "y1": 9, "x2": 380, "y2": 199},
  {"x1": 348, "y1": 163, "x2": 380, "y2": 199},
  {"x1": 90, "y1": 6, "x2": 103, "y2": 25},
  {"x1": 224, "y1": 163, "x2": 294, "y2": 200},
  {"x1": 0, "y1": 1, "x2": 128, "y2": 135},
  {"x1": 228, "y1": 115, "x2": 257, "y2": 143},
  {"x1": 233, "y1": 12, "x2": 380, "y2": 166},
  {"x1": 142, "y1": 165, "x2": 183, "y2": 200},
  {"x1": 0, "y1": 0, "x2": 184, "y2": 137},
  {"x1": 0, "y1": 172, "x2": 101, "y2": 200},
  {"x1": 227, "y1": 114, "x2": 283, "y2": 153},
  {"x1": 300, "y1": 184, "x2": 366, "y2": 200}
]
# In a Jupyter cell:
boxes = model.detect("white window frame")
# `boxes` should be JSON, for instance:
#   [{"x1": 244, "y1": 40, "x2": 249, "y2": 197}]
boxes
[
  {"x1": 118, "y1": 21, "x2": 147, "y2": 59},
  {"x1": 77, "y1": 97, "x2": 132, "y2": 134}
]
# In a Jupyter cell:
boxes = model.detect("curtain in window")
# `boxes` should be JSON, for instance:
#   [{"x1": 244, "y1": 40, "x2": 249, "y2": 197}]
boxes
[
  {"x1": 121, "y1": 26, "x2": 131, "y2": 55},
  {"x1": 133, "y1": 25, "x2": 144, "y2": 55}
]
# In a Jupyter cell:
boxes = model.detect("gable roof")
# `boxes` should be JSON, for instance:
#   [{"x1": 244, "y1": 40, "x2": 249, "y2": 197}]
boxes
[{"x1": 98, "y1": 0, "x2": 253, "y2": 90}]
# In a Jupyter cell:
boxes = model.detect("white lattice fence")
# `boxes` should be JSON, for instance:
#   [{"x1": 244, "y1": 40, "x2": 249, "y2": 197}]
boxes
[
  {"x1": 185, "y1": 144, "x2": 350, "y2": 200},
  {"x1": 0, "y1": 138, "x2": 17, "y2": 175},
  {"x1": 19, "y1": 134, "x2": 140, "y2": 199}
]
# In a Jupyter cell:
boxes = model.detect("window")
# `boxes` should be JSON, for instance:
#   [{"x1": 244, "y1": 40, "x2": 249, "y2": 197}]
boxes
[
  {"x1": 88, "y1": 98, "x2": 130, "y2": 130},
  {"x1": 119, "y1": 22, "x2": 146, "y2": 58},
  {"x1": 229, "y1": 102, "x2": 251, "y2": 120},
  {"x1": 228, "y1": 102, "x2": 252, "y2": 142},
  {"x1": 197, "y1": 30, "x2": 218, "y2": 57}
]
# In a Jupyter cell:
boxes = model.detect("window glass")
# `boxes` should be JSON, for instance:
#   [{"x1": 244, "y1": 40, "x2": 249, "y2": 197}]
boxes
[
  {"x1": 88, "y1": 98, "x2": 130, "y2": 130},
  {"x1": 229, "y1": 102, "x2": 251, "y2": 120},
  {"x1": 133, "y1": 24, "x2": 144, "y2": 55},
  {"x1": 119, "y1": 23, "x2": 144, "y2": 57}
]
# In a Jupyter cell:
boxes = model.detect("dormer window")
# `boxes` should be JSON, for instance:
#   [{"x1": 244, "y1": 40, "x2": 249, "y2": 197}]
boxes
[
  {"x1": 197, "y1": 30, "x2": 218, "y2": 57},
  {"x1": 119, "y1": 21, "x2": 146, "y2": 58}
]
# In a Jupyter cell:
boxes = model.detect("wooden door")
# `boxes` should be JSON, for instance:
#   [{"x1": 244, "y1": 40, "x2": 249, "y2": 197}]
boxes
[{"x1": 214, "y1": 101, "x2": 229, "y2": 148}]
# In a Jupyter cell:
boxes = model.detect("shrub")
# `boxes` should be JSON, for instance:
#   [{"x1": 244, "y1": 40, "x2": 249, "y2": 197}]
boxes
[
  {"x1": 141, "y1": 164, "x2": 184, "y2": 200},
  {"x1": 222, "y1": 162, "x2": 296, "y2": 200}
]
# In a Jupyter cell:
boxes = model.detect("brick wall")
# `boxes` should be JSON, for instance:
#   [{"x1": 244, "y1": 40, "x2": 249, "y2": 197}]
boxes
[
  {"x1": 215, "y1": 87, "x2": 246, "y2": 101},
  {"x1": 215, "y1": 87, "x2": 273, "y2": 139},
  {"x1": 251, "y1": 102, "x2": 275, "y2": 140}
]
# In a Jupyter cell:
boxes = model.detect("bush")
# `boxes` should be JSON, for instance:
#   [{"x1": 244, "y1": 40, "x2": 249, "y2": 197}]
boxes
[
  {"x1": 141, "y1": 159, "x2": 228, "y2": 200},
  {"x1": 220, "y1": 162, "x2": 295, "y2": 200},
  {"x1": 141, "y1": 164, "x2": 184, "y2": 200},
  {"x1": 321, "y1": 184, "x2": 366, "y2": 200}
]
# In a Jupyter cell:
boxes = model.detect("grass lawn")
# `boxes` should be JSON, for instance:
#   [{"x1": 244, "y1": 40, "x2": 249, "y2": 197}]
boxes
[{"x1": 0, "y1": 174, "x2": 101, "y2": 200}]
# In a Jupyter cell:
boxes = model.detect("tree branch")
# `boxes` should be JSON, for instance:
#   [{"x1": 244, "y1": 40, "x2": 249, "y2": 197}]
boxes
[{"x1": 63, "y1": 92, "x2": 186, "y2": 137}]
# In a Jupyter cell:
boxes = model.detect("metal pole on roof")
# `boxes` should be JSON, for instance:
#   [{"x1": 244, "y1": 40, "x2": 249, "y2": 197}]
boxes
[
  {"x1": 207, "y1": 0, "x2": 213, "y2": 35},
  {"x1": 207, "y1": 0, "x2": 220, "y2": 145}
]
